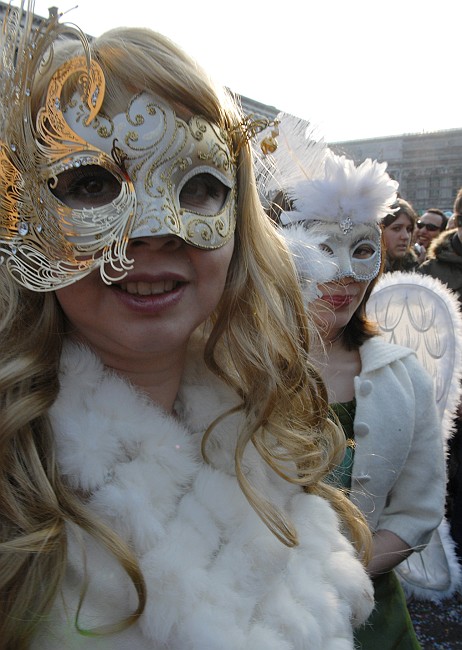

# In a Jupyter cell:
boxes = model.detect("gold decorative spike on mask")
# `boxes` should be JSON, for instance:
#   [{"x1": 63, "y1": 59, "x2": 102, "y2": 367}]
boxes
[
  {"x1": 260, "y1": 122, "x2": 280, "y2": 156},
  {"x1": 234, "y1": 115, "x2": 280, "y2": 157},
  {"x1": 0, "y1": 2, "x2": 136, "y2": 291}
]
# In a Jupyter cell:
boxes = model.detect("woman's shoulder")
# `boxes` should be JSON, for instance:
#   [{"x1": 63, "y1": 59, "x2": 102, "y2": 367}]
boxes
[
  {"x1": 360, "y1": 336, "x2": 415, "y2": 369},
  {"x1": 360, "y1": 337, "x2": 434, "y2": 393}
]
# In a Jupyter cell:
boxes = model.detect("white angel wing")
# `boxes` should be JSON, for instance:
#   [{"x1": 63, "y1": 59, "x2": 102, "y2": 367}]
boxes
[
  {"x1": 367, "y1": 271, "x2": 462, "y2": 437},
  {"x1": 367, "y1": 271, "x2": 462, "y2": 600}
]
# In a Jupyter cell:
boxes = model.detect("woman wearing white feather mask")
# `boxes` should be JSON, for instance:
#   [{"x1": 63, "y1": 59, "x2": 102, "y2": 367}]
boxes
[
  {"x1": 0, "y1": 2, "x2": 376, "y2": 648},
  {"x1": 261, "y1": 119, "x2": 447, "y2": 649}
]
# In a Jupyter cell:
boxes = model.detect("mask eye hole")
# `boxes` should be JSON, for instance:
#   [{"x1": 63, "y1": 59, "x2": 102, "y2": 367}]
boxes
[
  {"x1": 49, "y1": 165, "x2": 122, "y2": 209},
  {"x1": 320, "y1": 243, "x2": 334, "y2": 255},
  {"x1": 353, "y1": 242, "x2": 376, "y2": 259},
  {"x1": 179, "y1": 172, "x2": 229, "y2": 215}
]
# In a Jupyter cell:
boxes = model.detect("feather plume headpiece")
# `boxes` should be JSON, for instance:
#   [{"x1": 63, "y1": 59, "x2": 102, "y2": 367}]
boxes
[
  {"x1": 257, "y1": 113, "x2": 398, "y2": 227},
  {"x1": 286, "y1": 151, "x2": 399, "y2": 226},
  {"x1": 255, "y1": 112, "x2": 328, "y2": 209}
]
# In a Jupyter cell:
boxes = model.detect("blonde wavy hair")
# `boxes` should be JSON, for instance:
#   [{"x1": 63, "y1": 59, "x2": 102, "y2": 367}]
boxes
[{"x1": 0, "y1": 25, "x2": 371, "y2": 648}]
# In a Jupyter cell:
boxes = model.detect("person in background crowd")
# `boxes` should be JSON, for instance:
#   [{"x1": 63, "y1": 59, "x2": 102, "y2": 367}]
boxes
[
  {"x1": 414, "y1": 208, "x2": 448, "y2": 258},
  {"x1": 418, "y1": 187, "x2": 462, "y2": 562},
  {"x1": 418, "y1": 193, "x2": 462, "y2": 306},
  {"x1": 262, "y1": 126, "x2": 446, "y2": 649},
  {"x1": 381, "y1": 198, "x2": 421, "y2": 271},
  {"x1": 446, "y1": 214, "x2": 457, "y2": 230}
]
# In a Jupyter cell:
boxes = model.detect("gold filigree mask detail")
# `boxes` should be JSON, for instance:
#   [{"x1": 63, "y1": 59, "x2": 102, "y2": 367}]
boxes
[
  {"x1": 0, "y1": 49, "x2": 236, "y2": 292},
  {"x1": 0, "y1": 54, "x2": 136, "y2": 291},
  {"x1": 60, "y1": 91, "x2": 237, "y2": 250}
]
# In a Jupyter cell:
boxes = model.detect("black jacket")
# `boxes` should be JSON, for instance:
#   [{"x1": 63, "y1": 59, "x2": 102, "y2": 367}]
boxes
[{"x1": 418, "y1": 230, "x2": 462, "y2": 305}]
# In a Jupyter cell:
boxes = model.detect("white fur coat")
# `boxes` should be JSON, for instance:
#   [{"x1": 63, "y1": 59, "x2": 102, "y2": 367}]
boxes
[{"x1": 32, "y1": 342, "x2": 373, "y2": 649}]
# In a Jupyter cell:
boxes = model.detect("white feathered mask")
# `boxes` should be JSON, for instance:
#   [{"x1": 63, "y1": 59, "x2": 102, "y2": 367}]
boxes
[{"x1": 257, "y1": 114, "x2": 398, "y2": 298}]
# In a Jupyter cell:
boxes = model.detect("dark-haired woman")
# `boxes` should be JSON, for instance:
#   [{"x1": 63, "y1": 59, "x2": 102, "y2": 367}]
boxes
[{"x1": 382, "y1": 198, "x2": 421, "y2": 272}]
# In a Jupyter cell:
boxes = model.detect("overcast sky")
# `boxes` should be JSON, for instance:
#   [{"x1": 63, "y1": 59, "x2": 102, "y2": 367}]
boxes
[{"x1": 31, "y1": 0, "x2": 461, "y2": 142}]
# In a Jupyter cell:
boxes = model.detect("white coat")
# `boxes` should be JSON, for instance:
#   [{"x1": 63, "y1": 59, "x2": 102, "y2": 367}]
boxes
[{"x1": 350, "y1": 337, "x2": 446, "y2": 549}]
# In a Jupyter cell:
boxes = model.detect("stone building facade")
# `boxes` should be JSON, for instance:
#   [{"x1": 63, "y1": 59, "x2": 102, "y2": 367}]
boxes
[{"x1": 331, "y1": 130, "x2": 462, "y2": 215}]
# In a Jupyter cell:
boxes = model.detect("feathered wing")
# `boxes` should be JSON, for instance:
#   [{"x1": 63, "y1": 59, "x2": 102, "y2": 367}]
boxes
[{"x1": 367, "y1": 271, "x2": 462, "y2": 600}]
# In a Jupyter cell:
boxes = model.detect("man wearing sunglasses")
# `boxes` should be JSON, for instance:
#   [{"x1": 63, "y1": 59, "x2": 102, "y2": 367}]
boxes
[{"x1": 414, "y1": 208, "x2": 448, "y2": 253}]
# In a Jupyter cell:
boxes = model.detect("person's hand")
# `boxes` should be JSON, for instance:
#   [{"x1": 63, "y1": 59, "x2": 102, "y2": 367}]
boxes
[
  {"x1": 413, "y1": 243, "x2": 426, "y2": 263},
  {"x1": 367, "y1": 529, "x2": 413, "y2": 578}
]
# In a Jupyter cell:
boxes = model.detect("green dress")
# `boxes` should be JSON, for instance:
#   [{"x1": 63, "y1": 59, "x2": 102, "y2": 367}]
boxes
[{"x1": 329, "y1": 401, "x2": 421, "y2": 650}]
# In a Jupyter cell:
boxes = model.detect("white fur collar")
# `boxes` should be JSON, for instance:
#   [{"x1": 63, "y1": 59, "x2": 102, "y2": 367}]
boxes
[{"x1": 33, "y1": 342, "x2": 373, "y2": 649}]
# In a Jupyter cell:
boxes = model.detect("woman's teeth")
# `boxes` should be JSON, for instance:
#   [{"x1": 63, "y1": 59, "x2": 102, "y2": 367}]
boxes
[{"x1": 119, "y1": 280, "x2": 178, "y2": 295}]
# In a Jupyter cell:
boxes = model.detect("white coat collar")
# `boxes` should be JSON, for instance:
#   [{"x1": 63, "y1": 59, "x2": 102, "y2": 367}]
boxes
[
  {"x1": 360, "y1": 336, "x2": 414, "y2": 374},
  {"x1": 35, "y1": 340, "x2": 374, "y2": 649}
]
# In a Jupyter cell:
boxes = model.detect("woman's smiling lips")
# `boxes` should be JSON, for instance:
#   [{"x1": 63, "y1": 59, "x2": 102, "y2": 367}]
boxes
[
  {"x1": 319, "y1": 293, "x2": 355, "y2": 309},
  {"x1": 111, "y1": 273, "x2": 188, "y2": 313},
  {"x1": 120, "y1": 279, "x2": 180, "y2": 295}
]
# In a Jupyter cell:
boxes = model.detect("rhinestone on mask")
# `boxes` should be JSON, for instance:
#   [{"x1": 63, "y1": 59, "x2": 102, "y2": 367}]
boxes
[{"x1": 339, "y1": 217, "x2": 353, "y2": 234}]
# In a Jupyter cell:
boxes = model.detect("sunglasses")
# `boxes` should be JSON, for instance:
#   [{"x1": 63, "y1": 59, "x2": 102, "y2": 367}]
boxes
[{"x1": 416, "y1": 221, "x2": 441, "y2": 232}]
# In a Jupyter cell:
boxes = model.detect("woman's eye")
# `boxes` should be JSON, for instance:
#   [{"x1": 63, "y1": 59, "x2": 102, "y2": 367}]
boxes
[
  {"x1": 179, "y1": 173, "x2": 229, "y2": 214},
  {"x1": 353, "y1": 243, "x2": 375, "y2": 259},
  {"x1": 50, "y1": 165, "x2": 122, "y2": 209}
]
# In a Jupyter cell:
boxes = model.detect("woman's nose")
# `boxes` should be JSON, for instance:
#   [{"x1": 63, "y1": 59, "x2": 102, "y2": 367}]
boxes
[
  {"x1": 337, "y1": 275, "x2": 355, "y2": 286},
  {"x1": 127, "y1": 235, "x2": 184, "y2": 252}
]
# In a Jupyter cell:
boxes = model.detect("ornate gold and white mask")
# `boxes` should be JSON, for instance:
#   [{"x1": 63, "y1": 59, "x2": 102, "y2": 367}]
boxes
[{"x1": 0, "y1": 52, "x2": 237, "y2": 291}]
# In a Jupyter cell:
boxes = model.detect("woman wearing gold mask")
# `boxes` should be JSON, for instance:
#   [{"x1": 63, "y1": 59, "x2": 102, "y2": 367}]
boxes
[{"x1": 0, "y1": 3, "x2": 373, "y2": 648}]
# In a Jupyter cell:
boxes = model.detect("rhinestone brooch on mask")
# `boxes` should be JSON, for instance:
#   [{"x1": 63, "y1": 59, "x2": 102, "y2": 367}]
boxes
[{"x1": 339, "y1": 216, "x2": 354, "y2": 234}]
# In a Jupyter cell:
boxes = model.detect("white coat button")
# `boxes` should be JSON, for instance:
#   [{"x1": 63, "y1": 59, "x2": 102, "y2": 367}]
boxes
[
  {"x1": 354, "y1": 422, "x2": 370, "y2": 437},
  {"x1": 359, "y1": 380, "x2": 373, "y2": 396}
]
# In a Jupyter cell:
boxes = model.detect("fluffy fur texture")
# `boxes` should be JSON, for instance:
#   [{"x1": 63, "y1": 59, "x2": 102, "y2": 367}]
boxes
[{"x1": 31, "y1": 341, "x2": 374, "y2": 649}]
